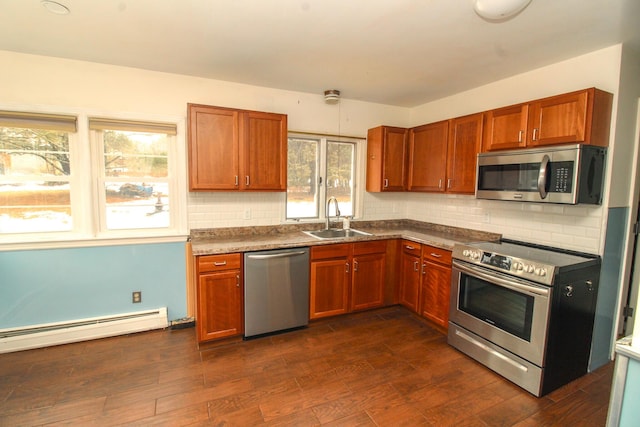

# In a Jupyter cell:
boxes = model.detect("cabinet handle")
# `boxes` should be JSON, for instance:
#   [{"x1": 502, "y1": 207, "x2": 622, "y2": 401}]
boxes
[
  {"x1": 383, "y1": 178, "x2": 389, "y2": 188},
  {"x1": 518, "y1": 130, "x2": 523, "y2": 143},
  {"x1": 405, "y1": 245, "x2": 415, "y2": 250},
  {"x1": 413, "y1": 260, "x2": 419, "y2": 272},
  {"x1": 422, "y1": 263, "x2": 427, "y2": 275},
  {"x1": 438, "y1": 179, "x2": 442, "y2": 189},
  {"x1": 430, "y1": 253, "x2": 442, "y2": 258},
  {"x1": 246, "y1": 176, "x2": 250, "y2": 186},
  {"x1": 447, "y1": 179, "x2": 452, "y2": 189},
  {"x1": 532, "y1": 128, "x2": 538, "y2": 141},
  {"x1": 235, "y1": 176, "x2": 239, "y2": 186},
  {"x1": 213, "y1": 261, "x2": 227, "y2": 266},
  {"x1": 345, "y1": 262, "x2": 350, "y2": 273},
  {"x1": 236, "y1": 274, "x2": 240, "y2": 287},
  {"x1": 354, "y1": 260, "x2": 359, "y2": 272}
]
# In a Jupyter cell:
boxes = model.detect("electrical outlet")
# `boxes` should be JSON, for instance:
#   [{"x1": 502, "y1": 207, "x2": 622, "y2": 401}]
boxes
[
  {"x1": 244, "y1": 208, "x2": 251, "y2": 220},
  {"x1": 132, "y1": 291, "x2": 142, "y2": 303}
]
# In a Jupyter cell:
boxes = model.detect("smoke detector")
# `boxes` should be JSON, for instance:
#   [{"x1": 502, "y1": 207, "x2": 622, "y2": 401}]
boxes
[{"x1": 324, "y1": 90, "x2": 340, "y2": 104}]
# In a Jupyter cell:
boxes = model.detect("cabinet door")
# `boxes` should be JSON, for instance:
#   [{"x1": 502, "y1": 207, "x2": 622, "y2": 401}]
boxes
[
  {"x1": 528, "y1": 90, "x2": 588, "y2": 147},
  {"x1": 197, "y1": 270, "x2": 243, "y2": 342},
  {"x1": 399, "y1": 250, "x2": 421, "y2": 312},
  {"x1": 351, "y1": 252, "x2": 386, "y2": 311},
  {"x1": 482, "y1": 104, "x2": 529, "y2": 152},
  {"x1": 366, "y1": 126, "x2": 407, "y2": 192},
  {"x1": 188, "y1": 104, "x2": 240, "y2": 190},
  {"x1": 407, "y1": 121, "x2": 448, "y2": 192},
  {"x1": 420, "y1": 261, "x2": 452, "y2": 329},
  {"x1": 310, "y1": 258, "x2": 350, "y2": 319},
  {"x1": 241, "y1": 111, "x2": 287, "y2": 191},
  {"x1": 446, "y1": 113, "x2": 483, "y2": 194}
]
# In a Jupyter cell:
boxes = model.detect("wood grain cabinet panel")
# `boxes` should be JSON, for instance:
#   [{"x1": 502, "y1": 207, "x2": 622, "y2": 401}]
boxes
[
  {"x1": 188, "y1": 103, "x2": 287, "y2": 191},
  {"x1": 407, "y1": 121, "x2": 448, "y2": 192},
  {"x1": 420, "y1": 259, "x2": 451, "y2": 329},
  {"x1": 399, "y1": 240, "x2": 421, "y2": 312},
  {"x1": 366, "y1": 126, "x2": 408, "y2": 192},
  {"x1": 446, "y1": 113, "x2": 483, "y2": 194},
  {"x1": 196, "y1": 253, "x2": 243, "y2": 342}
]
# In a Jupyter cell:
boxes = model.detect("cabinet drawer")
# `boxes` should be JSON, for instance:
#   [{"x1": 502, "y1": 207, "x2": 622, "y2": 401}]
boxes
[
  {"x1": 311, "y1": 243, "x2": 351, "y2": 260},
  {"x1": 401, "y1": 240, "x2": 421, "y2": 257},
  {"x1": 198, "y1": 253, "x2": 241, "y2": 273},
  {"x1": 353, "y1": 240, "x2": 387, "y2": 255},
  {"x1": 422, "y1": 246, "x2": 452, "y2": 265}
]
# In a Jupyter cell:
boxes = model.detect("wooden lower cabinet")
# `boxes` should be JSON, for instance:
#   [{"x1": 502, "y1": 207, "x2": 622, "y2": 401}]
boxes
[
  {"x1": 419, "y1": 246, "x2": 452, "y2": 329},
  {"x1": 399, "y1": 240, "x2": 421, "y2": 312},
  {"x1": 399, "y1": 240, "x2": 452, "y2": 330},
  {"x1": 196, "y1": 253, "x2": 243, "y2": 342},
  {"x1": 310, "y1": 241, "x2": 387, "y2": 319}
]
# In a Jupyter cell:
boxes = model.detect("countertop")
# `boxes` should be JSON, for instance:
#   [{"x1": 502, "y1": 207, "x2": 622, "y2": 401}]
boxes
[{"x1": 190, "y1": 219, "x2": 501, "y2": 256}]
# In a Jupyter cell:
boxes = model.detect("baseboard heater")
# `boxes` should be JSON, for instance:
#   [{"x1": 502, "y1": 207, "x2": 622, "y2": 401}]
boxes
[{"x1": 0, "y1": 307, "x2": 168, "y2": 354}]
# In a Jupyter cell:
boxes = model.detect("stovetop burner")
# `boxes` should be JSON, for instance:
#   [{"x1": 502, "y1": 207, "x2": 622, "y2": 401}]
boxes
[{"x1": 452, "y1": 239, "x2": 600, "y2": 286}]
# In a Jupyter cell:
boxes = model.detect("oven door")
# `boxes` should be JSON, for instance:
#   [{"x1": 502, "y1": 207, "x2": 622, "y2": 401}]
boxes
[{"x1": 449, "y1": 259, "x2": 552, "y2": 366}]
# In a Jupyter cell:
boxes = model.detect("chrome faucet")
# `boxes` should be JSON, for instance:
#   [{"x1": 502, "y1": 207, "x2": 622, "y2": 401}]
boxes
[{"x1": 325, "y1": 196, "x2": 341, "y2": 230}]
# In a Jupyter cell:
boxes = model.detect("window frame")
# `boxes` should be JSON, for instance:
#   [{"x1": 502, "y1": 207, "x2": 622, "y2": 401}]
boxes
[
  {"x1": 0, "y1": 106, "x2": 187, "y2": 250},
  {"x1": 285, "y1": 132, "x2": 365, "y2": 224}
]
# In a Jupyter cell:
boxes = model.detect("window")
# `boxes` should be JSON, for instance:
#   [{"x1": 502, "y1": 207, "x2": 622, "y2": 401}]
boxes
[
  {"x1": 90, "y1": 118, "x2": 176, "y2": 232},
  {"x1": 286, "y1": 134, "x2": 360, "y2": 221},
  {"x1": 0, "y1": 109, "x2": 186, "y2": 246},
  {"x1": 0, "y1": 111, "x2": 76, "y2": 234}
]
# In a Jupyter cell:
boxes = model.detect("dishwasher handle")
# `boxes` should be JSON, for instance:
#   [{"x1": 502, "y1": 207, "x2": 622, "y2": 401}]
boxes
[{"x1": 246, "y1": 250, "x2": 308, "y2": 260}]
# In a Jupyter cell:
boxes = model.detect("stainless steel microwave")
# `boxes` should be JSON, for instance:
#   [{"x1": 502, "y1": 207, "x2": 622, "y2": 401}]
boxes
[{"x1": 476, "y1": 144, "x2": 606, "y2": 204}]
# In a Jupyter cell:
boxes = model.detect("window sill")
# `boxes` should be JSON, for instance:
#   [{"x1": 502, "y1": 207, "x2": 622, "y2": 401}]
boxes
[{"x1": 0, "y1": 233, "x2": 189, "y2": 252}]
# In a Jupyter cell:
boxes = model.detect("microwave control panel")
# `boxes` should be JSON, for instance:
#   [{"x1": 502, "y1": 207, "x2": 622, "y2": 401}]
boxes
[{"x1": 549, "y1": 161, "x2": 574, "y2": 193}]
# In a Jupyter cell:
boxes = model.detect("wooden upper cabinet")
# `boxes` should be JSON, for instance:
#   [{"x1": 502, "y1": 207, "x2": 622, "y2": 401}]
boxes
[
  {"x1": 482, "y1": 88, "x2": 612, "y2": 152},
  {"x1": 187, "y1": 103, "x2": 287, "y2": 191},
  {"x1": 188, "y1": 105, "x2": 240, "y2": 190},
  {"x1": 241, "y1": 110, "x2": 287, "y2": 190},
  {"x1": 446, "y1": 113, "x2": 483, "y2": 194},
  {"x1": 482, "y1": 104, "x2": 529, "y2": 151},
  {"x1": 407, "y1": 121, "x2": 448, "y2": 192},
  {"x1": 366, "y1": 126, "x2": 408, "y2": 192},
  {"x1": 528, "y1": 88, "x2": 612, "y2": 148}
]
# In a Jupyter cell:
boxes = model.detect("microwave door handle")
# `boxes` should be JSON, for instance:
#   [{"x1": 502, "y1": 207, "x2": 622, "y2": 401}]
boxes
[{"x1": 537, "y1": 154, "x2": 550, "y2": 199}]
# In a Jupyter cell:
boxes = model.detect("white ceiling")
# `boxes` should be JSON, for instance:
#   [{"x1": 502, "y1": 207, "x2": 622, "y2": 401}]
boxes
[{"x1": 1, "y1": 0, "x2": 639, "y2": 107}]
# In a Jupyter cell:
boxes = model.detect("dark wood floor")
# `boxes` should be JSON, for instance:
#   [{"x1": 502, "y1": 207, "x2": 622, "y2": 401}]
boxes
[{"x1": 0, "y1": 307, "x2": 613, "y2": 426}]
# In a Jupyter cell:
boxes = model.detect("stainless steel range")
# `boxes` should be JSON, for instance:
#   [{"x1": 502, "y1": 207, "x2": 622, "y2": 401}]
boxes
[{"x1": 448, "y1": 239, "x2": 601, "y2": 396}]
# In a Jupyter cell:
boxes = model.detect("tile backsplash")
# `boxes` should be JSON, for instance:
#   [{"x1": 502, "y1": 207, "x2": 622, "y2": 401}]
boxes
[{"x1": 187, "y1": 191, "x2": 606, "y2": 254}]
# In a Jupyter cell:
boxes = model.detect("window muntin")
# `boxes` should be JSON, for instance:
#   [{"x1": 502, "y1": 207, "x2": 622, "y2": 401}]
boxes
[
  {"x1": 0, "y1": 126, "x2": 74, "y2": 234},
  {"x1": 286, "y1": 134, "x2": 358, "y2": 221}
]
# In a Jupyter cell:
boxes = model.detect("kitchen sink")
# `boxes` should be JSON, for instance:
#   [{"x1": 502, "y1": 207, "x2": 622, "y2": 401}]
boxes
[{"x1": 302, "y1": 228, "x2": 372, "y2": 240}]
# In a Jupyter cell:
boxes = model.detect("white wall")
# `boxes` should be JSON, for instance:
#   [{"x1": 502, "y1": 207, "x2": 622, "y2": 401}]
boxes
[
  {"x1": 0, "y1": 46, "x2": 627, "y2": 253},
  {"x1": 406, "y1": 45, "x2": 623, "y2": 254},
  {"x1": 0, "y1": 50, "x2": 411, "y2": 231}
]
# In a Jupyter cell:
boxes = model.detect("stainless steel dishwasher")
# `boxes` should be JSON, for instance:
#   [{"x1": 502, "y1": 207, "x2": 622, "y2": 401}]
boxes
[{"x1": 243, "y1": 247, "x2": 310, "y2": 338}]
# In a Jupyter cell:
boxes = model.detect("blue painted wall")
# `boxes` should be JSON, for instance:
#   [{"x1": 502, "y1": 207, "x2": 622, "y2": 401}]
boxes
[
  {"x1": 620, "y1": 357, "x2": 640, "y2": 426},
  {"x1": 0, "y1": 242, "x2": 187, "y2": 329},
  {"x1": 591, "y1": 207, "x2": 628, "y2": 370}
]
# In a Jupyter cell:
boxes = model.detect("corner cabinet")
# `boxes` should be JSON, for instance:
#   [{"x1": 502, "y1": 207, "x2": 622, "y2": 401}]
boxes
[
  {"x1": 196, "y1": 253, "x2": 243, "y2": 342},
  {"x1": 366, "y1": 126, "x2": 408, "y2": 192},
  {"x1": 483, "y1": 88, "x2": 613, "y2": 152},
  {"x1": 309, "y1": 240, "x2": 387, "y2": 319},
  {"x1": 187, "y1": 104, "x2": 287, "y2": 191}
]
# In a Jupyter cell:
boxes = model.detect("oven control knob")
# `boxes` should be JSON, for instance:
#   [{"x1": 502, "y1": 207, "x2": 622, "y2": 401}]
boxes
[
  {"x1": 514, "y1": 262, "x2": 524, "y2": 271},
  {"x1": 463, "y1": 250, "x2": 470, "y2": 257},
  {"x1": 471, "y1": 251, "x2": 481, "y2": 260},
  {"x1": 525, "y1": 264, "x2": 535, "y2": 273},
  {"x1": 535, "y1": 268, "x2": 547, "y2": 277}
]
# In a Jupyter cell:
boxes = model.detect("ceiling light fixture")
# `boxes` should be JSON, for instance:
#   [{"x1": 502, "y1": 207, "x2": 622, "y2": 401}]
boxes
[
  {"x1": 41, "y1": 0, "x2": 70, "y2": 15},
  {"x1": 324, "y1": 90, "x2": 340, "y2": 104},
  {"x1": 473, "y1": 0, "x2": 532, "y2": 21}
]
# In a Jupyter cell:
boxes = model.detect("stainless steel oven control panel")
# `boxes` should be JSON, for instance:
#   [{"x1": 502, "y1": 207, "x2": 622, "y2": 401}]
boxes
[{"x1": 454, "y1": 244, "x2": 554, "y2": 286}]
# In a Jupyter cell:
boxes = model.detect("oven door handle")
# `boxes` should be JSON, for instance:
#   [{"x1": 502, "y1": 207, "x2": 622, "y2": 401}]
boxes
[{"x1": 453, "y1": 260, "x2": 550, "y2": 297}]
